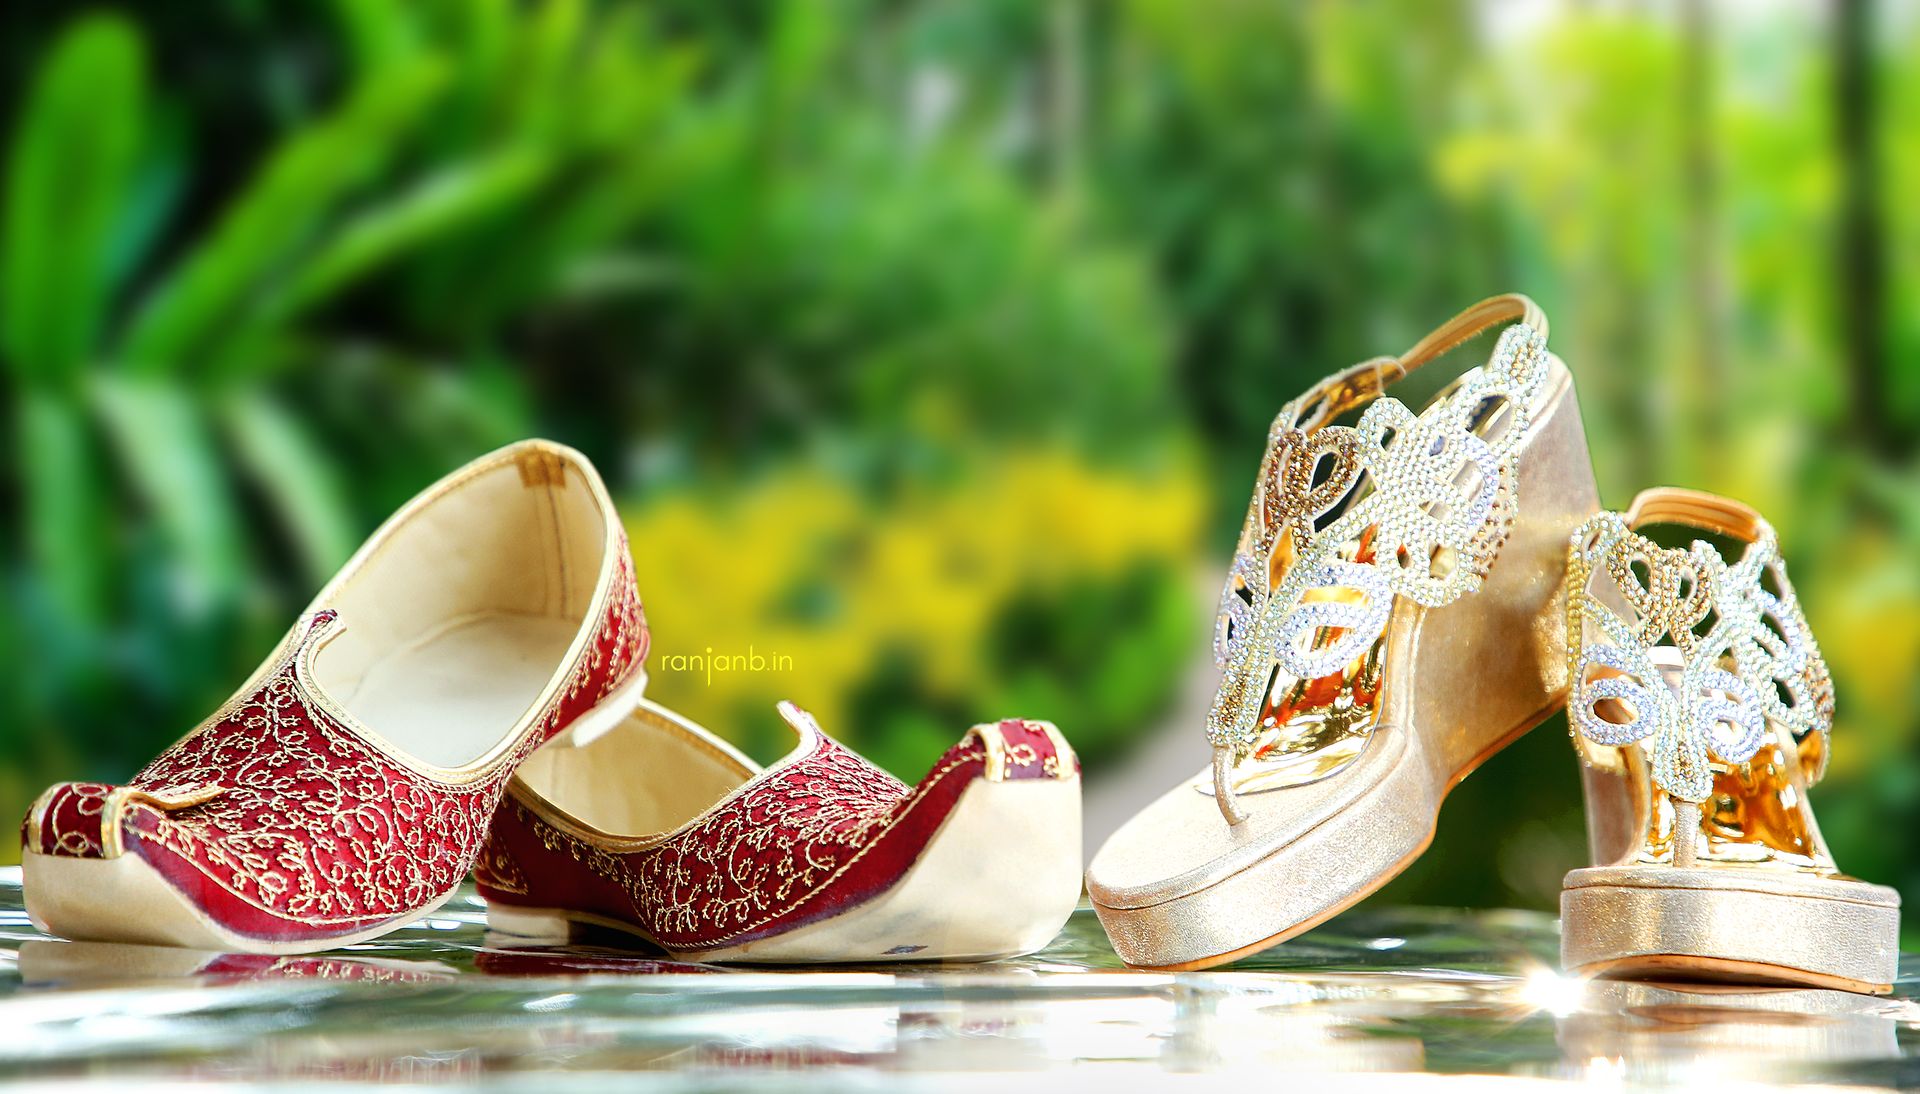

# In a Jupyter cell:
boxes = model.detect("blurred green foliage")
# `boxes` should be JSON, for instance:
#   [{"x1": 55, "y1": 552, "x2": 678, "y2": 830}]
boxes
[{"x1": 1, "y1": 1, "x2": 1914, "y2": 936}]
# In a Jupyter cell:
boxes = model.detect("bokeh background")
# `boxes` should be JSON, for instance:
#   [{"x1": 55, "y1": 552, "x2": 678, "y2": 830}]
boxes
[{"x1": 2, "y1": 1, "x2": 1915, "y2": 938}]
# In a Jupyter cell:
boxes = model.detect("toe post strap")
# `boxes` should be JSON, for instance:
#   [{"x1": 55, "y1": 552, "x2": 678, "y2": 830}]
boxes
[{"x1": 1211, "y1": 749, "x2": 1248, "y2": 826}]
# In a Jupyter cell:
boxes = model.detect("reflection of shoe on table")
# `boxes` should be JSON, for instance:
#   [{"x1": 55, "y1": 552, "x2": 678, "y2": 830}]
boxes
[
  {"x1": 478, "y1": 697, "x2": 1082, "y2": 963},
  {"x1": 1164, "y1": 979, "x2": 1428, "y2": 1074},
  {"x1": 471, "y1": 944, "x2": 723, "y2": 977},
  {"x1": 1556, "y1": 979, "x2": 1906, "y2": 1077},
  {"x1": 17, "y1": 939, "x2": 457, "y2": 987}
]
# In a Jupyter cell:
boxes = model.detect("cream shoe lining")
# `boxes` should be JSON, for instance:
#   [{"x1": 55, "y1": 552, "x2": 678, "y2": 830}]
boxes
[
  {"x1": 310, "y1": 458, "x2": 609, "y2": 768},
  {"x1": 516, "y1": 708, "x2": 753, "y2": 839}
]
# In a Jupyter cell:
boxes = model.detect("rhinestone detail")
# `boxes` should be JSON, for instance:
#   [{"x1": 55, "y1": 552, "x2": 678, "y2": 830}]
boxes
[
  {"x1": 1206, "y1": 323, "x2": 1550, "y2": 758},
  {"x1": 1566, "y1": 512, "x2": 1834, "y2": 802}
]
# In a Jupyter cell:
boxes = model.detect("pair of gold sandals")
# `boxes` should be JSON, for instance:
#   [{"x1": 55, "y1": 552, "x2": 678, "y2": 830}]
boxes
[{"x1": 1089, "y1": 293, "x2": 1901, "y2": 995}]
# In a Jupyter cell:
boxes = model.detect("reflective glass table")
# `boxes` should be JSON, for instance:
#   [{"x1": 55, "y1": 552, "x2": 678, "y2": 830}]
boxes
[{"x1": 0, "y1": 868, "x2": 1912, "y2": 1089}]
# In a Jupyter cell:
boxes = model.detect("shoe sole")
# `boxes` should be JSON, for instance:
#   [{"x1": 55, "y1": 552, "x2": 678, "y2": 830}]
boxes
[
  {"x1": 1091, "y1": 701, "x2": 1555, "y2": 971},
  {"x1": 22, "y1": 848, "x2": 457, "y2": 955},
  {"x1": 1561, "y1": 866, "x2": 1900, "y2": 995}
]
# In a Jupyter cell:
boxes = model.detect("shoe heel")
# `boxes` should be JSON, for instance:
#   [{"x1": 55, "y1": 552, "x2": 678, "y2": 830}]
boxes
[
  {"x1": 485, "y1": 903, "x2": 579, "y2": 942},
  {"x1": 1413, "y1": 358, "x2": 1600, "y2": 777}
]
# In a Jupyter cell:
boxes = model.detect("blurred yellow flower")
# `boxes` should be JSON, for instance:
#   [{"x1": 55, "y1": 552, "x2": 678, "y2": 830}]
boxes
[
  {"x1": 1808, "y1": 532, "x2": 1920, "y2": 779},
  {"x1": 622, "y1": 448, "x2": 1207, "y2": 763}
]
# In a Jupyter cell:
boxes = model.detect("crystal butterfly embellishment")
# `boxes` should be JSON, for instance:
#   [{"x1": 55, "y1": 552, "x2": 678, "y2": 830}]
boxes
[
  {"x1": 1211, "y1": 426, "x2": 1362, "y2": 670},
  {"x1": 1207, "y1": 324, "x2": 1549, "y2": 760},
  {"x1": 1567, "y1": 514, "x2": 1834, "y2": 802}
]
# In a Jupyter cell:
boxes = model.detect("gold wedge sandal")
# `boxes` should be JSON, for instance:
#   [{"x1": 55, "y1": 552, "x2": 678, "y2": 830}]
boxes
[
  {"x1": 1088, "y1": 293, "x2": 1600, "y2": 969},
  {"x1": 1561, "y1": 488, "x2": 1901, "y2": 994}
]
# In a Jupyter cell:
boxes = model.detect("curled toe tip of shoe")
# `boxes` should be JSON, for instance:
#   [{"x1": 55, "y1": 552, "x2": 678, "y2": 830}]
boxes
[
  {"x1": 23, "y1": 839, "x2": 457, "y2": 955},
  {"x1": 20, "y1": 780, "x2": 221, "y2": 861},
  {"x1": 23, "y1": 782, "x2": 120, "y2": 861},
  {"x1": 22, "y1": 783, "x2": 221, "y2": 947},
  {"x1": 964, "y1": 717, "x2": 1078, "y2": 783}
]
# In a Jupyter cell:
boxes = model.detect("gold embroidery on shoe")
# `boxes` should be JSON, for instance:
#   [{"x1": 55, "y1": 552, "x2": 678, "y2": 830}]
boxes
[
  {"x1": 506, "y1": 738, "x2": 1000, "y2": 950},
  {"x1": 106, "y1": 543, "x2": 643, "y2": 930},
  {"x1": 473, "y1": 834, "x2": 530, "y2": 896}
]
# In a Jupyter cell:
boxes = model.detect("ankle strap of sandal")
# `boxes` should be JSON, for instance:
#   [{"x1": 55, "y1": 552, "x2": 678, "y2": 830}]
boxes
[
  {"x1": 1287, "y1": 293, "x2": 1549, "y2": 430},
  {"x1": 1623, "y1": 487, "x2": 1768, "y2": 543}
]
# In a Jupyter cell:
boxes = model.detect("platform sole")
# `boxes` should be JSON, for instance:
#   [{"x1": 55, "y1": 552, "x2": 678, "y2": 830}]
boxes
[
  {"x1": 1086, "y1": 352, "x2": 1598, "y2": 971},
  {"x1": 1092, "y1": 703, "x2": 1552, "y2": 971},
  {"x1": 1560, "y1": 866, "x2": 1900, "y2": 995}
]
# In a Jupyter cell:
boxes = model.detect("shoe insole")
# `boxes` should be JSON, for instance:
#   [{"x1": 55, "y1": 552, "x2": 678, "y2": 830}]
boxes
[{"x1": 342, "y1": 612, "x2": 580, "y2": 769}]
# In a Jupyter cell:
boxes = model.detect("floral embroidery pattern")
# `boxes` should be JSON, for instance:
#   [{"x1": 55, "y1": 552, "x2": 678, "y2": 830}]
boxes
[
  {"x1": 24, "y1": 783, "x2": 115, "y2": 859},
  {"x1": 26, "y1": 537, "x2": 646, "y2": 936},
  {"x1": 485, "y1": 709, "x2": 1065, "y2": 951}
]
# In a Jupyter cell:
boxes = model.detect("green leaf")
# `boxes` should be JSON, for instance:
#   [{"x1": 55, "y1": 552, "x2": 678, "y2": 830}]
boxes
[
  {"x1": 17, "y1": 391, "x2": 110, "y2": 620},
  {"x1": 219, "y1": 392, "x2": 357, "y2": 582},
  {"x1": 419, "y1": 40, "x2": 704, "y2": 324},
  {"x1": 766, "y1": 0, "x2": 836, "y2": 116},
  {"x1": 1, "y1": 14, "x2": 147, "y2": 383},
  {"x1": 117, "y1": 59, "x2": 448, "y2": 375},
  {"x1": 505, "y1": 0, "x2": 586, "y2": 140},
  {"x1": 89, "y1": 375, "x2": 247, "y2": 611},
  {"x1": 238, "y1": 149, "x2": 552, "y2": 350},
  {"x1": 328, "y1": 0, "x2": 422, "y2": 76},
  {"x1": 101, "y1": 112, "x2": 188, "y2": 303},
  {"x1": 435, "y1": 0, "x2": 513, "y2": 155}
]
